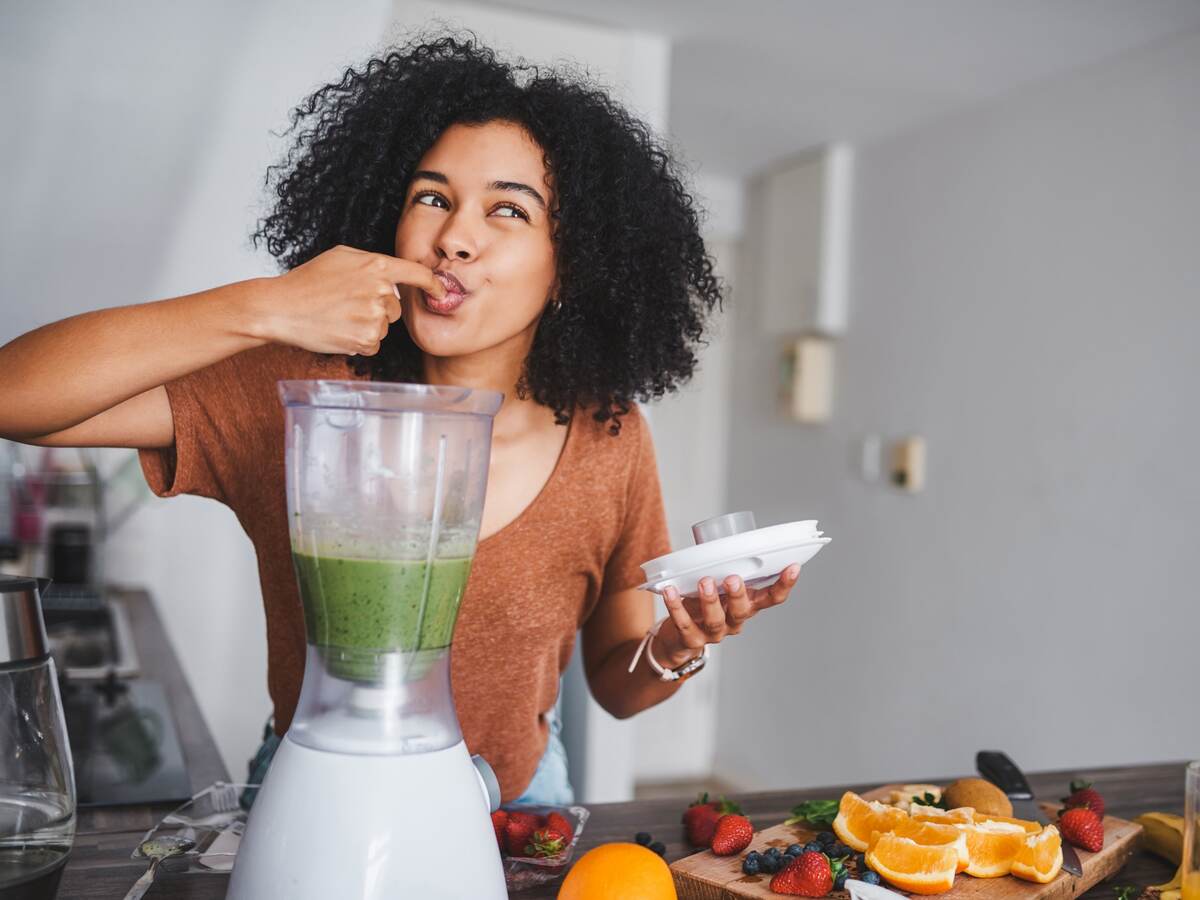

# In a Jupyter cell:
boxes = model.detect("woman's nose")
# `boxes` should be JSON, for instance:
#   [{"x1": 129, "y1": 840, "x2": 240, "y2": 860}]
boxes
[{"x1": 436, "y1": 217, "x2": 475, "y2": 261}]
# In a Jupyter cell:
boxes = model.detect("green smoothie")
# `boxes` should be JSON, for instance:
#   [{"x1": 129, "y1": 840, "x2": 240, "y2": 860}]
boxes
[{"x1": 291, "y1": 551, "x2": 473, "y2": 681}]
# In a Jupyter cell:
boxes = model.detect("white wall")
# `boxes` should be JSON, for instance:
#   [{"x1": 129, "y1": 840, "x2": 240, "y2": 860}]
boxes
[{"x1": 715, "y1": 29, "x2": 1200, "y2": 790}]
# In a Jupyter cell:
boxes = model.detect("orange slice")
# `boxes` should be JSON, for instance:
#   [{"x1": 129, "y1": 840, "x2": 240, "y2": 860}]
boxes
[
  {"x1": 959, "y1": 820, "x2": 1028, "y2": 877},
  {"x1": 833, "y1": 792, "x2": 909, "y2": 852},
  {"x1": 972, "y1": 812, "x2": 1042, "y2": 833},
  {"x1": 890, "y1": 818, "x2": 971, "y2": 873},
  {"x1": 1011, "y1": 825, "x2": 1064, "y2": 884},
  {"x1": 865, "y1": 831, "x2": 959, "y2": 895}
]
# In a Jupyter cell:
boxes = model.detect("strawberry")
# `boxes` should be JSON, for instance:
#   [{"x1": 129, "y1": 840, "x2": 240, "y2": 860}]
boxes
[
  {"x1": 770, "y1": 850, "x2": 833, "y2": 896},
  {"x1": 1059, "y1": 806, "x2": 1104, "y2": 853},
  {"x1": 710, "y1": 813, "x2": 753, "y2": 855},
  {"x1": 504, "y1": 810, "x2": 545, "y2": 856},
  {"x1": 682, "y1": 792, "x2": 743, "y2": 848},
  {"x1": 1062, "y1": 779, "x2": 1106, "y2": 818},
  {"x1": 525, "y1": 826, "x2": 569, "y2": 858},
  {"x1": 546, "y1": 810, "x2": 574, "y2": 843},
  {"x1": 683, "y1": 804, "x2": 720, "y2": 848},
  {"x1": 490, "y1": 810, "x2": 508, "y2": 853}
]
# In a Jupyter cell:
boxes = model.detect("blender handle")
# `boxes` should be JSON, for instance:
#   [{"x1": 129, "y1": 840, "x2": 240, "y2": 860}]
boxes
[{"x1": 471, "y1": 754, "x2": 501, "y2": 813}]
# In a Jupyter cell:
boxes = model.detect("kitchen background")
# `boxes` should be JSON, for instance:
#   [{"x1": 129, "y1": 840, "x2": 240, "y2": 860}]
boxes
[{"x1": 2, "y1": 0, "x2": 1197, "y2": 804}]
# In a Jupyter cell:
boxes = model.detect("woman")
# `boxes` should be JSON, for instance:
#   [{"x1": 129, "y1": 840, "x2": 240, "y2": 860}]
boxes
[{"x1": 0, "y1": 34, "x2": 801, "y2": 804}]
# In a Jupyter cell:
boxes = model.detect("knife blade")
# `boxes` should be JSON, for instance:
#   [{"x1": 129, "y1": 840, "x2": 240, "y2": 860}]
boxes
[{"x1": 975, "y1": 750, "x2": 1083, "y2": 877}]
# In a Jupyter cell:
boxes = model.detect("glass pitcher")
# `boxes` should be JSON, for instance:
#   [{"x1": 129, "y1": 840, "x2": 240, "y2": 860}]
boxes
[
  {"x1": 0, "y1": 575, "x2": 76, "y2": 900},
  {"x1": 279, "y1": 380, "x2": 502, "y2": 756}
]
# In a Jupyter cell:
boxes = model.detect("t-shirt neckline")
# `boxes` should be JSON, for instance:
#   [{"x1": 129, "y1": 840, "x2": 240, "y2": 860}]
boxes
[{"x1": 477, "y1": 412, "x2": 576, "y2": 548}]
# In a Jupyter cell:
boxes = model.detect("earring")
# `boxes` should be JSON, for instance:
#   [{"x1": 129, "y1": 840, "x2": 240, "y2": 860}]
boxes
[{"x1": 550, "y1": 297, "x2": 563, "y2": 313}]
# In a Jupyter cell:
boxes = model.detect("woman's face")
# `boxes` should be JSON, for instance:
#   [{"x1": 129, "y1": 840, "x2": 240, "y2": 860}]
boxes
[{"x1": 394, "y1": 120, "x2": 557, "y2": 361}]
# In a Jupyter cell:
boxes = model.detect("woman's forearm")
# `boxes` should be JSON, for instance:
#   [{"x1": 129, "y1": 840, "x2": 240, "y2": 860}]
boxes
[
  {"x1": 0, "y1": 278, "x2": 273, "y2": 439},
  {"x1": 0, "y1": 246, "x2": 445, "y2": 442},
  {"x1": 586, "y1": 635, "x2": 692, "y2": 720}
]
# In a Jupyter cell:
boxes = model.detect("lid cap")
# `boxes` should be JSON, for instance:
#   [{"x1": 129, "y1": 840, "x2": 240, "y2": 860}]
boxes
[{"x1": 691, "y1": 511, "x2": 757, "y2": 545}]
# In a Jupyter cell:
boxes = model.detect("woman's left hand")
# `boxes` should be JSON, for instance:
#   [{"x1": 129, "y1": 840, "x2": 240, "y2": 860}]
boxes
[{"x1": 652, "y1": 564, "x2": 802, "y2": 667}]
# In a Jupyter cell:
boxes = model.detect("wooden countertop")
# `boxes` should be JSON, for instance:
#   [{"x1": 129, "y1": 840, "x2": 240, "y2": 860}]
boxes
[{"x1": 55, "y1": 600, "x2": 1186, "y2": 897}]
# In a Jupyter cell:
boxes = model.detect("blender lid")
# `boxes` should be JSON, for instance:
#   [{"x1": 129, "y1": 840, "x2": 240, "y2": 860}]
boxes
[
  {"x1": 279, "y1": 379, "x2": 503, "y2": 417},
  {"x1": 0, "y1": 574, "x2": 50, "y2": 664},
  {"x1": 637, "y1": 517, "x2": 831, "y2": 597}
]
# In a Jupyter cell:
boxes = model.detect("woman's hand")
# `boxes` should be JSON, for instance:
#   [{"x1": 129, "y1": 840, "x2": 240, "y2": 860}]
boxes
[
  {"x1": 652, "y1": 565, "x2": 802, "y2": 667},
  {"x1": 253, "y1": 245, "x2": 448, "y2": 356}
]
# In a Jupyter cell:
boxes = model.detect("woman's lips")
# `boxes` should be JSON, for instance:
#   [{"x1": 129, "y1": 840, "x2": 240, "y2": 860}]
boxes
[
  {"x1": 422, "y1": 288, "x2": 467, "y2": 315},
  {"x1": 423, "y1": 270, "x2": 469, "y2": 315},
  {"x1": 434, "y1": 270, "x2": 469, "y2": 294}
]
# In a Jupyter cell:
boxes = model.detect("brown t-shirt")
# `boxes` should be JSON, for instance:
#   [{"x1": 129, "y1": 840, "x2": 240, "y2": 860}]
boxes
[{"x1": 139, "y1": 343, "x2": 670, "y2": 799}]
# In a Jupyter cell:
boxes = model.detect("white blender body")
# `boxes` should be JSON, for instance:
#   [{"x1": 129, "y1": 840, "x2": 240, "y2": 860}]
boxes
[{"x1": 227, "y1": 380, "x2": 507, "y2": 900}]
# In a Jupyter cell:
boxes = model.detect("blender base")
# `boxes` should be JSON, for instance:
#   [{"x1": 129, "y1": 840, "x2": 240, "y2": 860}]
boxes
[{"x1": 227, "y1": 734, "x2": 507, "y2": 899}]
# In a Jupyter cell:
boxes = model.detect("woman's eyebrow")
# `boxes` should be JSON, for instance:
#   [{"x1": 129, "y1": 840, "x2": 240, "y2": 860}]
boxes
[{"x1": 411, "y1": 170, "x2": 547, "y2": 211}]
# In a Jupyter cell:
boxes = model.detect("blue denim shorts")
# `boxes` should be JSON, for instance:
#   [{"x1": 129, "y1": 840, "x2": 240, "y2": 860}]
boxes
[
  {"x1": 245, "y1": 695, "x2": 574, "y2": 807},
  {"x1": 513, "y1": 697, "x2": 574, "y2": 806}
]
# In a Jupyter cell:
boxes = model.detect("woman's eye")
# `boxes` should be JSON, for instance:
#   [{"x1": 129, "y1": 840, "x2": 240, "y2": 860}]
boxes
[
  {"x1": 413, "y1": 191, "x2": 448, "y2": 208},
  {"x1": 492, "y1": 203, "x2": 529, "y2": 221},
  {"x1": 411, "y1": 192, "x2": 527, "y2": 221}
]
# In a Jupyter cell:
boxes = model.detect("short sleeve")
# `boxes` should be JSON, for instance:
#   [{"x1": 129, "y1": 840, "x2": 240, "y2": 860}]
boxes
[
  {"x1": 138, "y1": 344, "x2": 326, "y2": 504},
  {"x1": 139, "y1": 370, "x2": 232, "y2": 502},
  {"x1": 601, "y1": 409, "x2": 672, "y2": 594}
]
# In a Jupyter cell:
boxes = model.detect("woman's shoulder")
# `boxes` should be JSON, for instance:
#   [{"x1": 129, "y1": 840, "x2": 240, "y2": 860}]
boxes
[
  {"x1": 571, "y1": 401, "x2": 648, "y2": 440},
  {"x1": 567, "y1": 402, "x2": 656, "y2": 472}
]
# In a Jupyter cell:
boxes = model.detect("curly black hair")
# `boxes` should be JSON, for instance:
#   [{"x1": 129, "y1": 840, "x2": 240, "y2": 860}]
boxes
[{"x1": 254, "y1": 31, "x2": 723, "y2": 433}]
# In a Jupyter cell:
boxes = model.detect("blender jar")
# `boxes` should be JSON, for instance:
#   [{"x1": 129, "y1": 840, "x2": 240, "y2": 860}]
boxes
[{"x1": 279, "y1": 380, "x2": 502, "y2": 756}]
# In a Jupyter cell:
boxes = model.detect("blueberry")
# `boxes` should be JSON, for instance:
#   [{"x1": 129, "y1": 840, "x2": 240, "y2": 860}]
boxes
[
  {"x1": 766, "y1": 847, "x2": 783, "y2": 859},
  {"x1": 856, "y1": 853, "x2": 867, "y2": 869},
  {"x1": 817, "y1": 831, "x2": 836, "y2": 846},
  {"x1": 746, "y1": 851, "x2": 761, "y2": 862},
  {"x1": 831, "y1": 842, "x2": 852, "y2": 858},
  {"x1": 635, "y1": 831, "x2": 652, "y2": 846},
  {"x1": 649, "y1": 841, "x2": 666, "y2": 857},
  {"x1": 803, "y1": 841, "x2": 823, "y2": 853},
  {"x1": 862, "y1": 871, "x2": 882, "y2": 886},
  {"x1": 787, "y1": 843, "x2": 806, "y2": 856},
  {"x1": 760, "y1": 854, "x2": 779, "y2": 873},
  {"x1": 742, "y1": 856, "x2": 761, "y2": 875},
  {"x1": 835, "y1": 870, "x2": 849, "y2": 890}
]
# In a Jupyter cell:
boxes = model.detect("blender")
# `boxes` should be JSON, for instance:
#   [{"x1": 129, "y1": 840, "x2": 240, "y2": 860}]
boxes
[{"x1": 227, "y1": 380, "x2": 507, "y2": 899}]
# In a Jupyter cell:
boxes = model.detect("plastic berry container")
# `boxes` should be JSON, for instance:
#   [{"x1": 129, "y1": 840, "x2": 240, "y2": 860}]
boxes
[{"x1": 499, "y1": 804, "x2": 591, "y2": 892}]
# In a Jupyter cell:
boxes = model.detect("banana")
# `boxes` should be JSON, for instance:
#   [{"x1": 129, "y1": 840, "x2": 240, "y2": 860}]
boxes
[
  {"x1": 1159, "y1": 871, "x2": 1184, "y2": 892},
  {"x1": 1133, "y1": 812, "x2": 1184, "y2": 891},
  {"x1": 1135, "y1": 812, "x2": 1185, "y2": 861}
]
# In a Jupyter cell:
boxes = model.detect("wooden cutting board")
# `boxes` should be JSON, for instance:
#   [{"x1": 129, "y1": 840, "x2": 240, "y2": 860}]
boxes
[{"x1": 670, "y1": 784, "x2": 1142, "y2": 900}]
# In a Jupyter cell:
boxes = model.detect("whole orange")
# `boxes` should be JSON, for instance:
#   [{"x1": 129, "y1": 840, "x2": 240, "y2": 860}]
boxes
[{"x1": 557, "y1": 842, "x2": 677, "y2": 900}]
